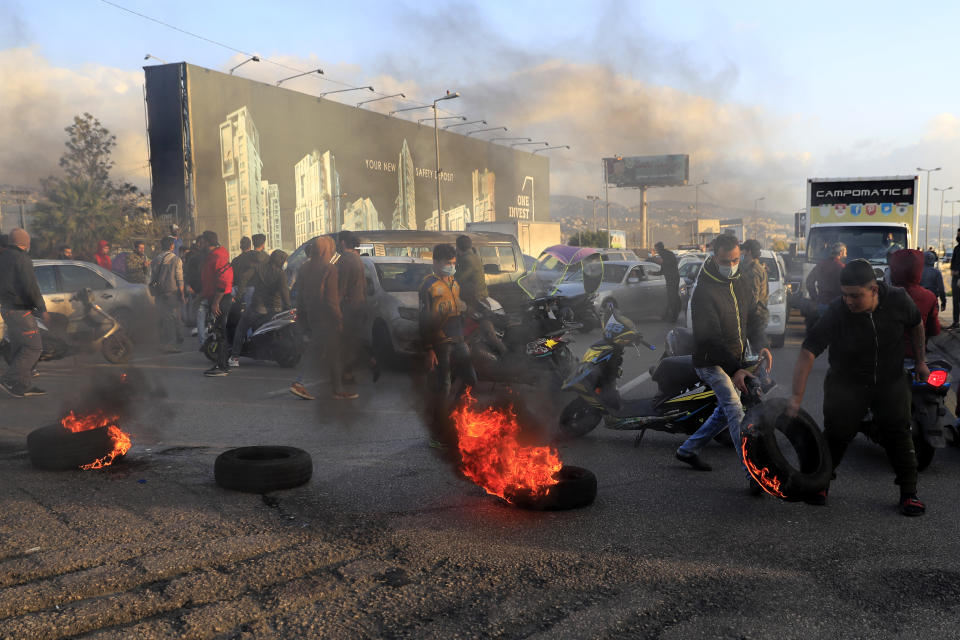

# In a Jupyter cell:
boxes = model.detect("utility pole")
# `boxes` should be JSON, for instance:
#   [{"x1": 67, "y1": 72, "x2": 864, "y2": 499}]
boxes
[
  {"x1": 638, "y1": 187, "x2": 648, "y2": 250},
  {"x1": 603, "y1": 161, "x2": 610, "y2": 248}
]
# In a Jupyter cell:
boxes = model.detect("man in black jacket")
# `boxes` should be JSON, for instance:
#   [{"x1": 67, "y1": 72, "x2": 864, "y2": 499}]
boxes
[
  {"x1": 950, "y1": 229, "x2": 960, "y2": 329},
  {"x1": 0, "y1": 229, "x2": 48, "y2": 398},
  {"x1": 654, "y1": 241, "x2": 680, "y2": 321},
  {"x1": 676, "y1": 234, "x2": 762, "y2": 476},
  {"x1": 788, "y1": 259, "x2": 928, "y2": 516}
]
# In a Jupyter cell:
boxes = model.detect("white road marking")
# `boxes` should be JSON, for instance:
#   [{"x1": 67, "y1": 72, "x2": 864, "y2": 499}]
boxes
[{"x1": 618, "y1": 371, "x2": 651, "y2": 395}]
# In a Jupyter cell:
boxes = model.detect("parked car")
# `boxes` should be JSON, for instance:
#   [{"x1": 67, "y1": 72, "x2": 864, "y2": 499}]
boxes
[
  {"x1": 0, "y1": 260, "x2": 153, "y2": 339},
  {"x1": 678, "y1": 257, "x2": 704, "y2": 309},
  {"x1": 552, "y1": 260, "x2": 670, "y2": 321},
  {"x1": 684, "y1": 249, "x2": 789, "y2": 348},
  {"x1": 361, "y1": 256, "x2": 435, "y2": 360}
]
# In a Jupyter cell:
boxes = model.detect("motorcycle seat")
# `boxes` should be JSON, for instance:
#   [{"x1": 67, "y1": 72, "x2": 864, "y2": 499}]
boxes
[{"x1": 651, "y1": 355, "x2": 701, "y2": 395}]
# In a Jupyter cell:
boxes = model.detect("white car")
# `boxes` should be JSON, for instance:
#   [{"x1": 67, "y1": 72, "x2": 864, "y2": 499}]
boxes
[
  {"x1": 362, "y1": 256, "x2": 435, "y2": 359},
  {"x1": 685, "y1": 249, "x2": 789, "y2": 348}
]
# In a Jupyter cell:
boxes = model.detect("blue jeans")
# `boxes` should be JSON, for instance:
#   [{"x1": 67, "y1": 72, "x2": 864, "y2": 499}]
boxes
[{"x1": 677, "y1": 365, "x2": 746, "y2": 470}]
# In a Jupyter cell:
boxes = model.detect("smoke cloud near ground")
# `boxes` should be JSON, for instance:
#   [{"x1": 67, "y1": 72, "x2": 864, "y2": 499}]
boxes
[{"x1": 59, "y1": 368, "x2": 172, "y2": 434}]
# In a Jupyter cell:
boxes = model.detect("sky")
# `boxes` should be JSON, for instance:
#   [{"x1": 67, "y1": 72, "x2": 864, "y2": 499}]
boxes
[{"x1": 4, "y1": 0, "x2": 960, "y2": 236}]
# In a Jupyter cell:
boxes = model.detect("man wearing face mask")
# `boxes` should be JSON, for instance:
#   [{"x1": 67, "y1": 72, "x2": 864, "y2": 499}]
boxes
[
  {"x1": 675, "y1": 233, "x2": 764, "y2": 483},
  {"x1": 950, "y1": 229, "x2": 960, "y2": 330}
]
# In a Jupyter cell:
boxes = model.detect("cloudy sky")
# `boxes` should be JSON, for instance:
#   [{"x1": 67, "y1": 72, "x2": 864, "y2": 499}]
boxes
[{"x1": 4, "y1": 0, "x2": 960, "y2": 226}]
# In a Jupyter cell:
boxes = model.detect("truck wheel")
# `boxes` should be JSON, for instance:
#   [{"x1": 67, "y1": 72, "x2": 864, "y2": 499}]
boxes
[{"x1": 214, "y1": 446, "x2": 312, "y2": 493}]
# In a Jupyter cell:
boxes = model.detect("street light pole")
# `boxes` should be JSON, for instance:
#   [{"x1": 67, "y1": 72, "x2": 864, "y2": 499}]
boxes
[
  {"x1": 586, "y1": 195, "x2": 600, "y2": 233},
  {"x1": 947, "y1": 200, "x2": 960, "y2": 239},
  {"x1": 934, "y1": 186, "x2": 953, "y2": 252},
  {"x1": 918, "y1": 166, "x2": 942, "y2": 249},
  {"x1": 229, "y1": 55, "x2": 260, "y2": 75},
  {"x1": 432, "y1": 92, "x2": 460, "y2": 231}
]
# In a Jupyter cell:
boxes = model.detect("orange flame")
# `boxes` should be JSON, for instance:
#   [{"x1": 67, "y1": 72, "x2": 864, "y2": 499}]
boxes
[
  {"x1": 741, "y1": 431, "x2": 786, "y2": 498},
  {"x1": 60, "y1": 410, "x2": 132, "y2": 470},
  {"x1": 451, "y1": 388, "x2": 562, "y2": 503}
]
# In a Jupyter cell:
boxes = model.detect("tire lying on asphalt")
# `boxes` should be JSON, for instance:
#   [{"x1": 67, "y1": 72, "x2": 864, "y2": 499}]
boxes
[
  {"x1": 740, "y1": 398, "x2": 832, "y2": 500},
  {"x1": 27, "y1": 424, "x2": 120, "y2": 470},
  {"x1": 214, "y1": 446, "x2": 312, "y2": 493},
  {"x1": 508, "y1": 465, "x2": 597, "y2": 510}
]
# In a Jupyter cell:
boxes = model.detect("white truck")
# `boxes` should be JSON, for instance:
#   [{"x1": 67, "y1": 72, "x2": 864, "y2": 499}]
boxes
[{"x1": 803, "y1": 175, "x2": 919, "y2": 284}]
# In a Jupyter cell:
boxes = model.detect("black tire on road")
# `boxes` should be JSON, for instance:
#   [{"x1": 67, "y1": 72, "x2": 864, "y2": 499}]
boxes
[
  {"x1": 214, "y1": 446, "x2": 313, "y2": 493},
  {"x1": 101, "y1": 334, "x2": 134, "y2": 364},
  {"x1": 558, "y1": 397, "x2": 603, "y2": 438},
  {"x1": 741, "y1": 398, "x2": 832, "y2": 500},
  {"x1": 27, "y1": 424, "x2": 121, "y2": 470},
  {"x1": 509, "y1": 465, "x2": 597, "y2": 510}
]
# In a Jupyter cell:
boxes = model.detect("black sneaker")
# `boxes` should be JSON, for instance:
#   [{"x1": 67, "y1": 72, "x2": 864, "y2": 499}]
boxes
[
  {"x1": 0, "y1": 380, "x2": 24, "y2": 398},
  {"x1": 900, "y1": 494, "x2": 926, "y2": 517},
  {"x1": 676, "y1": 451, "x2": 712, "y2": 471},
  {"x1": 23, "y1": 387, "x2": 46, "y2": 397},
  {"x1": 203, "y1": 367, "x2": 229, "y2": 377}
]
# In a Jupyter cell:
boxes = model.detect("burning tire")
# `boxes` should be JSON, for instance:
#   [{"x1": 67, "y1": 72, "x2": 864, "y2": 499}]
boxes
[
  {"x1": 558, "y1": 398, "x2": 603, "y2": 438},
  {"x1": 214, "y1": 446, "x2": 312, "y2": 493},
  {"x1": 27, "y1": 424, "x2": 126, "y2": 470},
  {"x1": 508, "y1": 465, "x2": 597, "y2": 510},
  {"x1": 741, "y1": 398, "x2": 832, "y2": 500}
]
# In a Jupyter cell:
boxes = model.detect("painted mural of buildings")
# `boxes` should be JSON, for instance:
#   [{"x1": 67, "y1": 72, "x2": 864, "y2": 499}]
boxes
[
  {"x1": 472, "y1": 168, "x2": 496, "y2": 223},
  {"x1": 260, "y1": 180, "x2": 281, "y2": 249},
  {"x1": 293, "y1": 149, "x2": 339, "y2": 247},
  {"x1": 391, "y1": 139, "x2": 416, "y2": 230},
  {"x1": 219, "y1": 107, "x2": 265, "y2": 256},
  {"x1": 342, "y1": 197, "x2": 384, "y2": 231},
  {"x1": 424, "y1": 204, "x2": 471, "y2": 232}
]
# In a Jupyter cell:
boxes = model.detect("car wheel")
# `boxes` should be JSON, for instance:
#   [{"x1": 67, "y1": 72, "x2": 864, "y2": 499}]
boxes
[{"x1": 214, "y1": 446, "x2": 313, "y2": 493}]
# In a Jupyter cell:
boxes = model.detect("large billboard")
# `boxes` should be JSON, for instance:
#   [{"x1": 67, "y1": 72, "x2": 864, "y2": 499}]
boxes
[
  {"x1": 145, "y1": 63, "x2": 550, "y2": 255},
  {"x1": 806, "y1": 177, "x2": 917, "y2": 230},
  {"x1": 603, "y1": 155, "x2": 689, "y2": 188}
]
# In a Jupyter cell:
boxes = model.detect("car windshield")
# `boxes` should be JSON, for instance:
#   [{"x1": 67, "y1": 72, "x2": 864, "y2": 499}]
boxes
[
  {"x1": 374, "y1": 263, "x2": 434, "y2": 292},
  {"x1": 807, "y1": 226, "x2": 908, "y2": 265},
  {"x1": 679, "y1": 261, "x2": 701, "y2": 278}
]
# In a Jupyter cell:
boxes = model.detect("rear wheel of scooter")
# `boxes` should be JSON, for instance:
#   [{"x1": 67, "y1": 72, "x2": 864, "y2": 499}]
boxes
[
  {"x1": 214, "y1": 446, "x2": 312, "y2": 493},
  {"x1": 741, "y1": 398, "x2": 832, "y2": 500},
  {"x1": 558, "y1": 398, "x2": 603, "y2": 438},
  {"x1": 101, "y1": 334, "x2": 133, "y2": 364}
]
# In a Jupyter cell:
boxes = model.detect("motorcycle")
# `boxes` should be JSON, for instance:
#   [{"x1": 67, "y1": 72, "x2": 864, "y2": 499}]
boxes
[
  {"x1": 859, "y1": 359, "x2": 952, "y2": 471},
  {"x1": 0, "y1": 288, "x2": 133, "y2": 365},
  {"x1": 202, "y1": 307, "x2": 302, "y2": 368},
  {"x1": 518, "y1": 244, "x2": 604, "y2": 334},
  {"x1": 558, "y1": 313, "x2": 774, "y2": 445},
  {"x1": 465, "y1": 296, "x2": 577, "y2": 390}
]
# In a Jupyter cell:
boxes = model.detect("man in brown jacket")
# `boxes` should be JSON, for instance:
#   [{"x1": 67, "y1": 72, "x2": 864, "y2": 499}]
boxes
[{"x1": 337, "y1": 231, "x2": 379, "y2": 388}]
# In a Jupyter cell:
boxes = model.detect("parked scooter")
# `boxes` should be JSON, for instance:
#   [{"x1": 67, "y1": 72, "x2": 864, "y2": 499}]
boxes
[
  {"x1": 0, "y1": 288, "x2": 133, "y2": 365},
  {"x1": 465, "y1": 296, "x2": 577, "y2": 389},
  {"x1": 859, "y1": 359, "x2": 952, "y2": 471},
  {"x1": 202, "y1": 308, "x2": 302, "y2": 368},
  {"x1": 558, "y1": 314, "x2": 774, "y2": 444}
]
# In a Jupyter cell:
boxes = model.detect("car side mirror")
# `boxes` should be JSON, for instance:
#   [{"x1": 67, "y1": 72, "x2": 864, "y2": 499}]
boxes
[{"x1": 483, "y1": 263, "x2": 501, "y2": 275}]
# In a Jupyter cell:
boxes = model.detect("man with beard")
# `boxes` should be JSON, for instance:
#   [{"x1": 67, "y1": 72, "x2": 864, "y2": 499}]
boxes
[
  {"x1": 126, "y1": 240, "x2": 150, "y2": 284},
  {"x1": 789, "y1": 259, "x2": 927, "y2": 515},
  {"x1": 0, "y1": 229, "x2": 48, "y2": 398},
  {"x1": 675, "y1": 234, "x2": 764, "y2": 483},
  {"x1": 199, "y1": 231, "x2": 233, "y2": 377}
]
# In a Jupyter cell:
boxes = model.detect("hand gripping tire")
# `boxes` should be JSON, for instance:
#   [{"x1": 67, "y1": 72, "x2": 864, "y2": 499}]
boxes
[
  {"x1": 740, "y1": 398, "x2": 832, "y2": 500},
  {"x1": 558, "y1": 397, "x2": 603, "y2": 438},
  {"x1": 508, "y1": 465, "x2": 597, "y2": 510},
  {"x1": 214, "y1": 446, "x2": 313, "y2": 493},
  {"x1": 27, "y1": 424, "x2": 122, "y2": 470}
]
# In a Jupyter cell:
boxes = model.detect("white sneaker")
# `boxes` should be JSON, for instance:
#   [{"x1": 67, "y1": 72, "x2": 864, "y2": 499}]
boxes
[{"x1": 228, "y1": 357, "x2": 240, "y2": 367}]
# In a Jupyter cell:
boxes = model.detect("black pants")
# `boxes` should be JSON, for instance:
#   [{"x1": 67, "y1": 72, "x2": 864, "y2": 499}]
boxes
[
  {"x1": 822, "y1": 371, "x2": 917, "y2": 495},
  {"x1": 341, "y1": 302, "x2": 373, "y2": 377},
  {"x1": 209, "y1": 295, "x2": 233, "y2": 370},
  {"x1": 1, "y1": 308, "x2": 41, "y2": 393},
  {"x1": 156, "y1": 292, "x2": 183, "y2": 347},
  {"x1": 952, "y1": 274, "x2": 960, "y2": 324},
  {"x1": 665, "y1": 281, "x2": 681, "y2": 321},
  {"x1": 428, "y1": 341, "x2": 478, "y2": 443}
]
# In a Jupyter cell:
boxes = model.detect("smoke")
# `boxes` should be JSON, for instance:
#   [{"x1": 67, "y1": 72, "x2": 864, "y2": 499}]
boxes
[
  {"x1": 0, "y1": 47, "x2": 148, "y2": 189},
  {"x1": 60, "y1": 368, "x2": 171, "y2": 428}
]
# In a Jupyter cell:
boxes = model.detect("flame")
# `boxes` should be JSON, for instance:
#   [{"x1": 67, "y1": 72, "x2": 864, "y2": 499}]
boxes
[
  {"x1": 741, "y1": 431, "x2": 786, "y2": 498},
  {"x1": 60, "y1": 410, "x2": 132, "y2": 470},
  {"x1": 452, "y1": 388, "x2": 562, "y2": 503}
]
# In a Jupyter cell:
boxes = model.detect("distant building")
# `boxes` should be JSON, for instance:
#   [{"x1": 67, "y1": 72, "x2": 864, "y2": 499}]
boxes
[
  {"x1": 219, "y1": 107, "x2": 265, "y2": 256},
  {"x1": 294, "y1": 150, "x2": 339, "y2": 247},
  {"x1": 472, "y1": 168, "x2": 496, "y2": 224},
  {"x1": 342, "y1": 197, "x2": 383, "y2": 231},
  {"x1": 261, "y1": 181, "x2": 281, "y2": 250},
  {"x1": 424, "y1": 204, "x2": 471, "y2": 231},
  {"x1": 391, "y1": 139, "x2": 416, "y2": 230}
]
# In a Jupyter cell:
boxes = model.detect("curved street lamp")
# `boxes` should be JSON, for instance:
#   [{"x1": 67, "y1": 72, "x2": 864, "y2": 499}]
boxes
[
  {"x1": 444, "y1": 119, "x2": 486, "y2": 130},
  {"x1": 490, "y1": 137, "x2": 530, "y2": 143},
  {"x1": 511, "y1": 141, "x2": 549, "y2": 147},
  {"x1": 934, "y1": 185, "x2": 954, "y2": 251},
  {"x1": 432, "y1": 91, "x2": 460, "y2": 230},
  {"x1": 276, "y1": 68, "x2": 324, "y2": 86},
  {"x1": 144, "y1": 54, "x2": 168, "y2": 64},
  {"x1": 320, "y1": 86, "x2": 374, "y2": 97},
  {"x1": 419, "y1": 116, "x2": 465, "y2": 124},
  {"x1": 357, "y1": 92, "x2": 405, "y2": 107},
  {"x1": 919, "y1": 166, "x2": 943, "y2": 248},
  {"x1": 466, "y1": 126, "x2": 507, "y2": 136},
  {"x1": 229, "y1": 55, "x2": 260, "y2": 75},
  {"x1": 532, "y1": 145, "x2": 570, "y2": 154}
]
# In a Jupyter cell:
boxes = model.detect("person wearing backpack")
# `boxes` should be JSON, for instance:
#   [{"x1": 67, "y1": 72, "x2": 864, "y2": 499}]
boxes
[{"x1": 150, "y1": 236, "x2": 184, "y2": 353}]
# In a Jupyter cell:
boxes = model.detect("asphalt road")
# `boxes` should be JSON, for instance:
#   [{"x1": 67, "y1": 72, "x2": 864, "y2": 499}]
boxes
[{"x1": 2, "y1": 312, "x2": 960, "y2": 639}]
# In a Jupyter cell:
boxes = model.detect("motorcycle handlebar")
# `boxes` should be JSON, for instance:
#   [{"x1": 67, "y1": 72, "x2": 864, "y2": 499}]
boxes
[{"x1": 638, "y1": 338, "x2": 656, "y2": 351}]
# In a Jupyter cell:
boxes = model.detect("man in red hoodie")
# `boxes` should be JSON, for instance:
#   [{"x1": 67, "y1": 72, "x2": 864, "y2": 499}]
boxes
[
  {"x1": 889, "y1": 249, "x2": 939, "y2": 359},
  {"x1": 93, "y1": 240, "x2": 112, "y2": 271},
  {"x1": 199, "y1": 230, "x2": 233, "y2": 376}
]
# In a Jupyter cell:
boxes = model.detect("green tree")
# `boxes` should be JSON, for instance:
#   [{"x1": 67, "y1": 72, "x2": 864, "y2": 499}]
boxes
[
  {"x1": 568, "y1": 230, "x2": 610, "y2": 247},
  {"x1": 31, "y1": 113, "x2": 154, "y2": 258}
]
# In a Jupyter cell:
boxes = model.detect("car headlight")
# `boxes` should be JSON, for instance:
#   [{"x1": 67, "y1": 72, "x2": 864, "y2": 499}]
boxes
[
  {"x1": 397, "y1": 307, "x2": 419, "y2": 321},
  {"x1": 768, "y1": 288, "x2": 785, "y2": 306}
]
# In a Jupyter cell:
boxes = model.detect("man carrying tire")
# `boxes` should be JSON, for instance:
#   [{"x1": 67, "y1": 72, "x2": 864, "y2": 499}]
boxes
[
  {"x1": 675, "y1": 233, "x2": 764, "y2": 482},
  {"x1": 788, "y1": 259, "x2": 929, "y2": 516}
]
